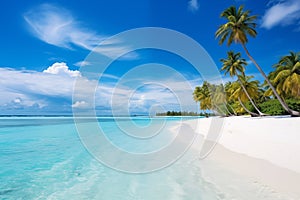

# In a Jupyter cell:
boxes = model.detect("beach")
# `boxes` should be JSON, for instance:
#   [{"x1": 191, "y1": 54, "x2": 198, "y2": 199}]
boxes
[{"x1": 180, "y1": 116, "x2": 300, "y2": 199}]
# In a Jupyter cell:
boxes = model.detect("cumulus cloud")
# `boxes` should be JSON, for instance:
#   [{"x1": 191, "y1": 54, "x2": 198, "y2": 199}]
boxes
[
  {"x1": 43, "y1": 62, "x2": 81, "y2": 77},
  {"x1": 0, "y1": 63, "x2": 80, "y2": 106},
  {"x1": 0, "y1": 62, "x2": 201, "y2": 114},
  {"x1": 188, "y1": 0, "x2": 199, "y2": 12},
  {"x1": 0, "y1": 64, "x2": 112, "y2": 114},
  {"x1": 13, "y1": 98, "x2": 22, "y2": 104},
  {"x1": 24, "y1": 4, "x2": 138, "y2": 59},
  {"x1": 108, "y1": 76, "x2": 199, "y2": 115},
  {"x1": 262, "y1": 0, "x2": 300, "y2": 29}
]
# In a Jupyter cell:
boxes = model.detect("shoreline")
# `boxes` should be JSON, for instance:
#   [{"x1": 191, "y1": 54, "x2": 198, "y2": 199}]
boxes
[{"x1": 179, "y1": 116, "x2": 300, "y2": 199}]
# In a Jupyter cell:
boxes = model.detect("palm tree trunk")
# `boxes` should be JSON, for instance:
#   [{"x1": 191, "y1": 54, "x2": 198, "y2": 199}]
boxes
[
  {"x1": 238, "y1": 97, "x2": 259, "y2": 117},
  {"x1": 227, "y1": 103, "x2": 237, "y2": 115},
  {"x1": 242, "y1": 44, "x2": 300, "y2": 116},
  {"x1": 237, "y1": 79, "x2": 266, "y2": 116},
  {"x1": 223, "y1": 102, "x2": 233, "y2": 116},
  {"x1": 213, "y1": 104, "x2": 227, "y2": 116}
]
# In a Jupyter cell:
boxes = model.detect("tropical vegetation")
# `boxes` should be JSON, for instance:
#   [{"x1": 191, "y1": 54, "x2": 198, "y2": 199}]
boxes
[
  {"x1": 193, "y1": 5, "x2": 300, "y2": 117},
  {"x1": 215, "y1": 6, "x2": 300, "y2": 116}
]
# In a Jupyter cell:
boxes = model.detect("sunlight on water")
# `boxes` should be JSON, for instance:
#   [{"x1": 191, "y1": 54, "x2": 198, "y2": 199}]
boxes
[{"x1": 0, "y1": 117, "x2": 221, "y2": 200}]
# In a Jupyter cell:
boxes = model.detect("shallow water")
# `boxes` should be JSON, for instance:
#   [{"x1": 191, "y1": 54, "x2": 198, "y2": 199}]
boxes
[{"x1": 0, "y1": 117, "x2": 223, "y2": 200}]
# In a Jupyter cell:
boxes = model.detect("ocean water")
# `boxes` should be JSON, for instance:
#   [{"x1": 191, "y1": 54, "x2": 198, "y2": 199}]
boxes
[{"x1": 0, "y1": 117, "x2": 222, "y2": 200}]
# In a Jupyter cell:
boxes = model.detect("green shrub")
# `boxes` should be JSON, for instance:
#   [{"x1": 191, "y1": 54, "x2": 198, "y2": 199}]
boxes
[
  {"x1": 286, "y1": 99, "x2": 300, "y2": 111},
  {"x1": 258, "y1": 99, "x2": 300, "y2": 115},
  {"x1": 244, "y1": 101, "x2": 256, "y2": 113}
]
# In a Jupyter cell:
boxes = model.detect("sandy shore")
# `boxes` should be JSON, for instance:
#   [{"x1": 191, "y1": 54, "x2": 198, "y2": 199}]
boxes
[{"x1": 180, "y1": 116, "x2": 300, "y2": 199}]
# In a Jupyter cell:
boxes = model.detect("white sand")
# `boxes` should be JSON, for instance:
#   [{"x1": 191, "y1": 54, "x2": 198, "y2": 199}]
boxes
[{"x1": 180, "y1": 116, "x2": 300, "y2": 199}]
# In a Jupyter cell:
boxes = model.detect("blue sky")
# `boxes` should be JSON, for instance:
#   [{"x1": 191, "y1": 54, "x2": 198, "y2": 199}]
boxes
[{"x1": 0, "y1": 0, "x2": 300, "y2": 115}]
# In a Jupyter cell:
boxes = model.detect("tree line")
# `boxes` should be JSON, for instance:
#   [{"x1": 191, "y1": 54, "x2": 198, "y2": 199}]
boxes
[{"x1": 156, "y1": 111, "x2": 215, "y2": 117}]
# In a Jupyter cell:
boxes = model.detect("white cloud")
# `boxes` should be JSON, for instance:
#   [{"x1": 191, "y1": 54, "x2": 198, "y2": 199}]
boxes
[
  {"x1": 0, "y1": 62, "x2": 102, "y2": 113},
  {"x1": 93, "y1": 45, "x2": 139, "y2": 60},
  {"x1": 188, "y1": 0, "x2": 199, "y2": 12},
  {"x1": 0, "y1": 64, "x2": 79, "y2": 103},
  {"x1": 262, "y1": 0, "x2": 300, "y2": 29},
  {"x1": 72, "y1": 101, "x2": 88, "y2": 108},
  {"x1": 43, "y1": 62, "x2": 81, "y2": 77},
  {"x1": 0, "y1": 62, "x2": 202, "y2": 114},
  {"x1": 13, "y1": 98, "x2": 22, "y2": 103},
  {"x1": 74, "y1": 61, "x2": 91, "y2": 67},
  {"x1": 24, "y1": 4, "x2": 100, "y2": 49},
  {"x1": 100, "y1": 74, "x2": 120, "y2": 80},
  {"x1": 24, "y1": 4, "x2": 138, "y2": 59},
  {"x1": 108, "y1": 76, "x2": 199, "y2": 114}
]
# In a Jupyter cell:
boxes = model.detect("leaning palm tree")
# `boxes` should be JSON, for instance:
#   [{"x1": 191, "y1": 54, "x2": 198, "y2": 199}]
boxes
[
  {"x1": 220, "y1": 51, "x2": 265, "y2": 116},
  {"x1": 227, "y1": 81, "x2": 253, "y2": 115},
  {"x1": 211, "y1": 84, "x2": 233, "y2": 116},
  {"x1": 226, "y1": 82, "x2": 245, "y2": 115},
  {"x1": 266, "y1": 51, "x2": 300, "y2": 99},
  {"x1": 216, "y1": 6, "x2": 300, "y2": 116},
  {"x1": 224, "y1": 82, "x2": 238, "y2": 115},
  {"x1": 228, "y1": 77, "x2": 261, "y2": 116}
]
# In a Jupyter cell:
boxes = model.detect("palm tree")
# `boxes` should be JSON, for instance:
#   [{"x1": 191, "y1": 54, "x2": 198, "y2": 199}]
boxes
[
  {"x1": 228, "y1": 77, "x2": 262, "y2": 116},
  {"x1": 216, "y1": 6, "x2": 300, "y2": 116},
  {"x1": 221, "y1": 51, "x2": 246, "y2": 77},
  {"x1": 266, "y1": 51, "x2": 300, "y2": 99},
  {"x1": 211, "y1": 84, "x2": 233, "y2": 116},
  {"x1": 193, "y1": 82, "x2": 212, "y2": 111},
  {"x1": 226, "y1": 81, "x2": 250, "y2": 115},
  {"x1": 220, "y1": 51, "x2": 265, "y2": 116},
  {"x1": 224, "y1": 82, "x2": 238, "y2": 115},
  {"x1": 194, "y1": 82, "x2": 228, "y2": 116}
]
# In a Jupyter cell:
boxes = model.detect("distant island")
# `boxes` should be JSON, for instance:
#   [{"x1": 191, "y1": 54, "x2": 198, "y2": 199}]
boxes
[{"x1": 156, "y1": 111, "x2": 215, "y2": 117}]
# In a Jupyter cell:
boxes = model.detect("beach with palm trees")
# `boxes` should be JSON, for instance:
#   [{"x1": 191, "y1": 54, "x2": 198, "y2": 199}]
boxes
[
  {"x1": 194, "y1": 6, "x2": 299, "y2": 117},
  {"x1": 2, "y1": 1, "x2": 300, "y2": 199},
  {"x1": 187, "y1": 5, "x2": 300, "y2": 199}
]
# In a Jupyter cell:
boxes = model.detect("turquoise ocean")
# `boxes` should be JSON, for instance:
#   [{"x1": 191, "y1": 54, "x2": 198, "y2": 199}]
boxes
[{"x1": 0, "y1": 117, "x2": 221, "y2": 200}]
